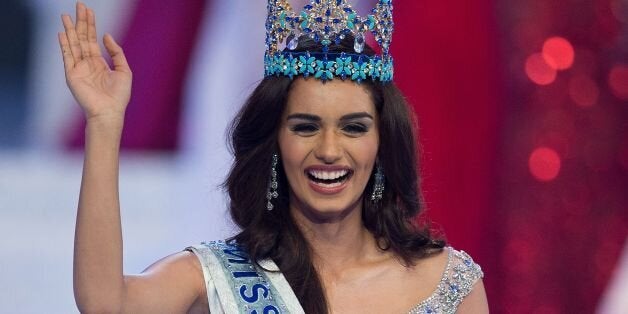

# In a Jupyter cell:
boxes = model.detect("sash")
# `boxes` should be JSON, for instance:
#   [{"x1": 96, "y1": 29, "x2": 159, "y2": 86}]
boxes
[{"x1": 187, "y1": 241, "x2": 305, "y2": 314}]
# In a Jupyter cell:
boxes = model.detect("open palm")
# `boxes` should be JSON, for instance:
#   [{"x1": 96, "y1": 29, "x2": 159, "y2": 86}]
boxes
[{"x1": 59, "y1": 2, "x2": 132, "y2": 121}]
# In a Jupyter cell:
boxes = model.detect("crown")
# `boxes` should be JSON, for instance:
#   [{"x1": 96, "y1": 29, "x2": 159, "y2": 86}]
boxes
[{"x1": 264, "y1": 0, "x2": 394, "y2": 83}]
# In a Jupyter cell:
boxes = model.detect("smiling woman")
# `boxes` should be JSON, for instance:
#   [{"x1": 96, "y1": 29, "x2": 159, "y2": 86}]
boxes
[
  {"x1": 280, "y1": 78, "x2": 379, "y2": 218},
  {"x1": 62, "y1": 1, "x2": 487, "y2": 313},
  {"x1": 216, "y1": 35, "x2": 487, "y2": 313}
]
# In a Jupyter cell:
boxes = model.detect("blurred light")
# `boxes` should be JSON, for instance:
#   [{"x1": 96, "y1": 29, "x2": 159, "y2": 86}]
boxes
[
  {"x1": 526, "y1": 53, "x2": 557, "y2": 85},
  {"x1": 611, "y1": 0, "x2": 628, "y2": 23},
  {"x1": 529, "y1": 147, "x2": 561, "y2": 181},
  {"x1": 568, "y1": 74, "x2": 599, "y2": 107},
  {"x1": 608, "y1": 64, "x2": 628, "y2": 100},
  {"x1": 542, "y1": 37, "x2": 575, "y2": 70}
]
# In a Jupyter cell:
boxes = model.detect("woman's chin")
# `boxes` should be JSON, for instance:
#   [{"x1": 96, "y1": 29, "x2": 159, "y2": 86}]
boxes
[{"x1": 291, "y1": 196, "x2": 363, "y2": 224}]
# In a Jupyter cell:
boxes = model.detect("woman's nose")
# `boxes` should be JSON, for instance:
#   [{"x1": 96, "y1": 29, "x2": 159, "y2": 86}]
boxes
[{"x1": 314, "y1": 130, "x2": 342, "y2": 163}]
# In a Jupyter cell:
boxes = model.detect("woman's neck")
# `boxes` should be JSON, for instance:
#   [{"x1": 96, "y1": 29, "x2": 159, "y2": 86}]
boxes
[{"x1": 289, "y1": 198, "x2": 385, "y2": 271}]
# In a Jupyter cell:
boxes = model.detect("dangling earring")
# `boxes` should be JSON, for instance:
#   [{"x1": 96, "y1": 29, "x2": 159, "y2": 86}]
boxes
[
  {"x1": 266, "y1": 153, "x2": 279, "y2": 210},
  {"x1": 371, "y1": 162, "x2": 385, "y2": 202}
]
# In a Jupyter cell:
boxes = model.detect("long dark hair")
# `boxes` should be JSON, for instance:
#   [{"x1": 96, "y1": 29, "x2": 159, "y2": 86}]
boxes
[{"x1": 224, "y1": 36, "x2": 445, "y2": 313}]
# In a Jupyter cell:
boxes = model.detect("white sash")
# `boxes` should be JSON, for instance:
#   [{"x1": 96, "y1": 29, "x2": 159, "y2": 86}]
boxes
[{"x1": 186, "y1": 241, "x2": 305, "y2": 314}]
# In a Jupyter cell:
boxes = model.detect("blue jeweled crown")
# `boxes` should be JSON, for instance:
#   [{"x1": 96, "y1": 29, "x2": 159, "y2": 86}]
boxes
[{"x1": 264, "y1": 0, "x2": 394, "y2": 83}]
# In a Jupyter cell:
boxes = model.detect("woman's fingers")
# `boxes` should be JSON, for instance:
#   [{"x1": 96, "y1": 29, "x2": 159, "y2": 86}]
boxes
[
  {"x1": 86, "y1": 8, "x2": 102, "y2": 57},
  {"x1": 103, "y1": 34, "x2": 131, "y2": 74},
  {"x1": 58, "y1": 32, "x2": 75, "y2": 72},
  {"x1": 61, "y1": 14, "x2": 82, "y2": 63},
  {"x1": 75, "y1": 2, "x2": 91, "y2": 59}
]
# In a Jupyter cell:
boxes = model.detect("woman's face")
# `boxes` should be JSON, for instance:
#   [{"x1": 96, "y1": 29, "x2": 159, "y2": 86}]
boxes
[{"x1": 278, "y1": 78, "x2": 379, "y2": 220}]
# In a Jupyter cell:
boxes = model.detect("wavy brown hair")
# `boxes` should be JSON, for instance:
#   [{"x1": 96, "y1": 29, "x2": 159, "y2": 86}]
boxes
[{"x1": 224, "y1": 37, "x2": 444, "y2": 313}]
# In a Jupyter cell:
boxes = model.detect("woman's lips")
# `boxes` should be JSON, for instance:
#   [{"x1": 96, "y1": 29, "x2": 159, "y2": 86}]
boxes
[
  {"x1": 304, "y1": 166, "x2": 353, "y2": 195},
  {"x1": 308, "y1": 177, "x2": 350, "y2": 194}
]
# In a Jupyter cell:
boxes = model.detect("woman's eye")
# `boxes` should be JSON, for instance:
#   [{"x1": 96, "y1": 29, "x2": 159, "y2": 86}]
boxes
[
  {"x1": 342, "y1": 123, "x2": 368, "y2": 134},
  {"x1": 291, "y1": 124, "x2": 319, "y2": 133}
]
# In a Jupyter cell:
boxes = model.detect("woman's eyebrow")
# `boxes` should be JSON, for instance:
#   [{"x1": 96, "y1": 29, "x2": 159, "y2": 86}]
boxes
[
  {"x1": 340, "y1": 112, "x2": 374, "y2": 121},
  {"x1": 286, "y1": 113, "x2": 321, "y2": 121},
  {"x1": 286, "y1": 112, "x2": 373, "y2": 121}
]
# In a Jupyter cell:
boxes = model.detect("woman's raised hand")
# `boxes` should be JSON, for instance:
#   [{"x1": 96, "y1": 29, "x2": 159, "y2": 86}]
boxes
[{"x1": 59, "y1": 2, "x2": 132, "y2": 123}]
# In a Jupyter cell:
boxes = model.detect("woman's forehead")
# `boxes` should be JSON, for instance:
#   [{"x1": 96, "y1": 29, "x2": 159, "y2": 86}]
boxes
[{"x1": 285, "y1": 78, "x2": 375, "y2": 116}]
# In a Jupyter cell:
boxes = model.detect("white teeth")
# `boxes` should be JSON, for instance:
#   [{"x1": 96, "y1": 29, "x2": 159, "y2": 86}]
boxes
[
  {"x1": 313, "y1": 181, "x2": 343, "y2": 188},
  {"x1": 308, "y1": 169, "x2": 348, "y2": 180}
]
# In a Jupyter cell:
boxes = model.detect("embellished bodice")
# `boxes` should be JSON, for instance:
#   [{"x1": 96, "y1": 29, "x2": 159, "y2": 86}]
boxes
[
  {"x1": 186, "y1": 241, "x2": 483, "y2": 314},
  {"x1": 407, "y1": 247, "x2": 484, "y2": 314}
]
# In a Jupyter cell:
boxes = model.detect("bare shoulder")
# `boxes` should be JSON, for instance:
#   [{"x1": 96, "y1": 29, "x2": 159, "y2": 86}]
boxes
[
  {"x1": 414, "y1": 246, "x2": 450, "y2": 272},
  {"x1": 408, "y1": 246, "x2": 450, "y2": 288},
  {"x1": 122, "y1": 251, "x2": 209, "y2": 314}
]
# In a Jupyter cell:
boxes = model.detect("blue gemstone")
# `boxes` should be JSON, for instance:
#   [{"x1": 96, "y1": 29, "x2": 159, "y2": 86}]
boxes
[
  {"x1": 304, "y1": 28, "x2": 312, "y2": 33},
  {"x1": 326, "y1": 9, "x2": 331, "y2": 16},
  {"x1": 304, "y1": 5, "x2": 313, "y2": 10},
  {"x1": 325, "y1": 26, "x2": 331, "y2": 33},
  {"x1": 333, "y1": 18, "x2": 340, "y2": 24},
  {"x1": 343, "y1": 8, "x2": 353, "y2": 13},
  {"x1": 314, "y1": 33, "x2": 320, "y2": 42},
  {"x1": 336, "y1": 0, "x2": 342, "y2": 5},
  {"x1": 287, "y1": 34, "x2": 299, "y2": 50}
]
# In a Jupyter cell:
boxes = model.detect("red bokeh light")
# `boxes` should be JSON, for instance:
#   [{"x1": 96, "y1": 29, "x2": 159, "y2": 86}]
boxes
[
  {"x1": 542, "y1": 37, "x2": 575, "y2": 70},
  {"x1": 568, "y1": 74, "x2": 599, "y2": 107},
  {"x1": 529, "y1": 147, "x2": 561, "y2": 181},
  {"x1": 525, "y1": 53, "x2": 557, "y2": 85},
  {"x1": 608, "y1": 64, "x2": 628, "y2": 100}
]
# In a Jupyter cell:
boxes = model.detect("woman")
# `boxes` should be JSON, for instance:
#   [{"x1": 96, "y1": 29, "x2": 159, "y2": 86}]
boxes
[{"x1": 59, "y1": 1, "x2": 488, "y2": 313}]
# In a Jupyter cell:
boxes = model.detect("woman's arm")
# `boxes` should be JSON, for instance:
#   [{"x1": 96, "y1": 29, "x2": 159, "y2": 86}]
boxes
[
  {"x1": 60, "y1": 3, "x2": 206, "y2": 313},
  {"x1": 456, "y1": 280, "x2": 489, "y2": 313}
]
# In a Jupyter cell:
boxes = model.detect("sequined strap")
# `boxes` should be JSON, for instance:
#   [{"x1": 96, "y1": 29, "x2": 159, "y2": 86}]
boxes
[{"x1": 407, "y1": 247, "x2": 484, "y2": 314}]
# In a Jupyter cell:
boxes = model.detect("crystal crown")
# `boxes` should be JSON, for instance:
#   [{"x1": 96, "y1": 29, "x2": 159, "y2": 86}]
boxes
[{"x1": 264, "y1": 0, "x2": 394, "y2": 82}]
